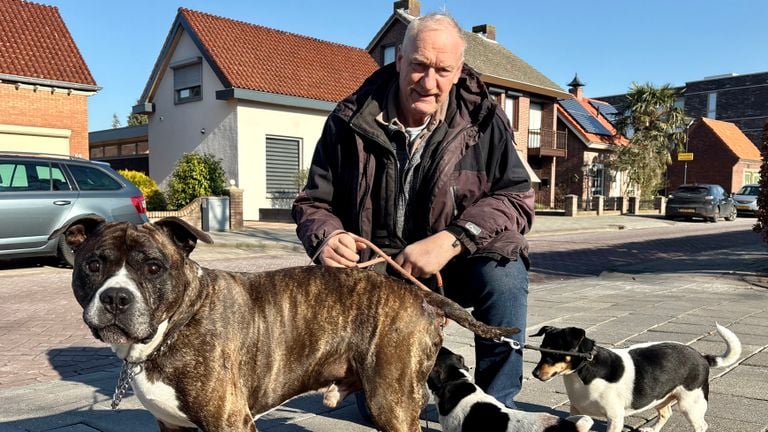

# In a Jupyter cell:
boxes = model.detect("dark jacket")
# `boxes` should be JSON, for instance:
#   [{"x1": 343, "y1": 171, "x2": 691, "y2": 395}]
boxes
[{"x1": 292, "y1": 63, "x2": 535, "y2": 267}]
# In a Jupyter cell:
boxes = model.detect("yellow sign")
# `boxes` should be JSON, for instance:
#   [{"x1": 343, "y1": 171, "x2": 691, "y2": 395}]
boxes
[{"x1": 678, "y1": 152, "x2": 694, "y2": 161}]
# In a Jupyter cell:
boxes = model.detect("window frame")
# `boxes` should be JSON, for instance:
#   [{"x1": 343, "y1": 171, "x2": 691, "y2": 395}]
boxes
[{"x1": 172, "y1": 57, "x2": 203, "y2": 105}]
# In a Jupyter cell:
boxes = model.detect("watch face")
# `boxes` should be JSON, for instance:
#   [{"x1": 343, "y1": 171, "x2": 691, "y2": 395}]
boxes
[{"x1": 464, "y1": 222, "x2": 482, "y2": 236}]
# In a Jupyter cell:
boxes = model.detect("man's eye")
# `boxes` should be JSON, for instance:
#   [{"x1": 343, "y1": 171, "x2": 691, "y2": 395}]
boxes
[{"x1": 87, "y1": 260, "x2": 101, "y2": 273}]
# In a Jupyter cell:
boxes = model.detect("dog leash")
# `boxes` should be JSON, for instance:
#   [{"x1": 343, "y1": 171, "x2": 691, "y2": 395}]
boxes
[
  {"x1": 310, "y1": 230, "x2": 444, "y2": 293},
  {"x1": 498, "y1": 337, "x2": 596, "y2": 361}
]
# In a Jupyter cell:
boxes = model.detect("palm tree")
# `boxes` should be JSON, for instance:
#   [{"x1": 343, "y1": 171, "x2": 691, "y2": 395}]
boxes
[{"x1": 612, "y1": 82, "x2": 689, "y2": 198}]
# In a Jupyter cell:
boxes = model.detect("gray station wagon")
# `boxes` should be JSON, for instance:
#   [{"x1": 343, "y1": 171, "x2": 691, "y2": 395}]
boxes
[{"x1": 0, "y1": 152, "x2": 148, "y2": 265}]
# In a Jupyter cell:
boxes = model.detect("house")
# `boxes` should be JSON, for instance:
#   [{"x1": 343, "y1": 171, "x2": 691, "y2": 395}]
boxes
[
  {"x1": 556, "y1": 75, "x2": 629, "y2": 210},
  {"x1": 599, "y1": 71, "x2": 768, "y2": 149},
  {"x1": 366, "y1": 0, "x2": 573, "y2": 209},
  {"x1": 89, "y1": 124, "x2": 149, "y2": 174},
  {"x1": 666, "y1": 118, "x2": 761, "y2": 193},
  {"x1": 0, "y1": 0, "x2": 99, "y2": 157},
  {"x1": 132, "y1": 8, "x2": 379, "y2": 220}
]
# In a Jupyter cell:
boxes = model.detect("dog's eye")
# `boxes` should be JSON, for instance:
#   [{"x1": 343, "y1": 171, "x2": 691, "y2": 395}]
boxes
[
  {"x1": 146, "y1": 262, "x2": 162, "y2": 275},
  {"x1": 87, "y1": 260, "x2": 101, "y2": 273}
]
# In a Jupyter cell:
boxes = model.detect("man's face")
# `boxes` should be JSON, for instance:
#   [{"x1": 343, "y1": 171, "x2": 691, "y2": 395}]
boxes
[{"x1": 396, "y1": 27, "x2": 464, "y2": 127}]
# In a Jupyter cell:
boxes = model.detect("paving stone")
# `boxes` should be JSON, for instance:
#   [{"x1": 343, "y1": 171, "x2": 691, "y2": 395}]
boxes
[{"x1": 710, "y1": 365, "x2": 768, "y2": 399}]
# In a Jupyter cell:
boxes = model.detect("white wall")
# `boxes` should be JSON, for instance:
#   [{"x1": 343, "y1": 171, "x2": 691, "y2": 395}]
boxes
[
  {"x1": 236, "y1": 102, "x2": 329, "y2": 220},
  {"x1": 148, "y1": 30, "x2": 237, "y2": 189}
]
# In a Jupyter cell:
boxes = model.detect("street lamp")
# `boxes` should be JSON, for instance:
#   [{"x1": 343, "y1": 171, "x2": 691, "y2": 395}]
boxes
[{"x1": 683, "y1": 119, "x2": 695, "y2": 185}]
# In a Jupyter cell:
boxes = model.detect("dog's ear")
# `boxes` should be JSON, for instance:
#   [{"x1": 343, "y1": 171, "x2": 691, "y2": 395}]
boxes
[
  {"x1": 578, "y1": 336, "x2": 595, "y2": 353},
  {"x1": 529, "y1": 326, "x2": 556, "y2": 338},
  {"x1": 154, "y1": 217, "x2": 214, "y2": 257},
  {"x1": 48, "y1": 215, "x2": 105, "y2": 251},
  {"x1": 564, "y1": 327, "x2": 586, "y2": 342}
]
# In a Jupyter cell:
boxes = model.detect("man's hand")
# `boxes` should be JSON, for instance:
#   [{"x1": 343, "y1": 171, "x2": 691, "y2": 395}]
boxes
[
  {"x1": 318, "y1": 232, "x2": 367, "y2": 268},
  {"x1": 394, "y1": 231, "x2": 463, "y2": 278}
]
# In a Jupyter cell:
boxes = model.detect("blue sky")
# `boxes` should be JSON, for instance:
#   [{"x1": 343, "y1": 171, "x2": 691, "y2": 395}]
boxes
[{"x1": 45, "y1": 0, "x2": 768, "y2": 131}]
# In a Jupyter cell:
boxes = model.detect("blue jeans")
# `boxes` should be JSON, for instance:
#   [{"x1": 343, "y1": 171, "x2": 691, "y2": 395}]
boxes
[{"x1": 441, "y1": 257, "x2": 528, "y2": 408}]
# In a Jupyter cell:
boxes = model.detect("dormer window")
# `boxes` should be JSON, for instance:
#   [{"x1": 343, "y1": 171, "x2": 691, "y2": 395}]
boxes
[{"x1": 172, "y1": 57, "x2": 202, "y2": 104}]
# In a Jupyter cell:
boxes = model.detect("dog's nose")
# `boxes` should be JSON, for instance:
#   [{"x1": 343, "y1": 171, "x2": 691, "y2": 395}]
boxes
[{"x1": 100, "y1": 287, "x2": 134, "y2": 314}]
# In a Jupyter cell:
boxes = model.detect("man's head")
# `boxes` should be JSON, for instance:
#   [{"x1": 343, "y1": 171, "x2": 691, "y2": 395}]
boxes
[{"x1": 396, "y1": 13, "x2": 465, "y2": 128}]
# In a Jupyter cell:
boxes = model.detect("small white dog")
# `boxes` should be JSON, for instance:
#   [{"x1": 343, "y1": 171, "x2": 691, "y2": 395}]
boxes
[
  {"x1": 428, "y1": 347, "x2": 593, "y2": 432},
  {"x1": 530, "y1": 323, "x2": 741, "y2": 432}
]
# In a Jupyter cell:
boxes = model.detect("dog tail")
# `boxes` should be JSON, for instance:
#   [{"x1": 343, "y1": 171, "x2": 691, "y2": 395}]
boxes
[
  {"x1": 565, "y1": 415, "x2": 594, "y2": 432},
  {"x1": 422, "y1": 290, "x2": 520, "y2": 339},
  {"x1": 705, "y1": 322, "x2": 742, "y2": 368}
]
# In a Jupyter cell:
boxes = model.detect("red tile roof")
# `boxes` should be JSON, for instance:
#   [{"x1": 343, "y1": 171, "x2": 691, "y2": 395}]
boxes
[
  {"x1": 700, "y1": 118, "x2": 761, "y2": 160},
  {"x1": 0, "y1": 0, "x2": 96, "y2": 86},
  {"x1": 179, "y1": 8, "x2": 379, "y2": 102}
]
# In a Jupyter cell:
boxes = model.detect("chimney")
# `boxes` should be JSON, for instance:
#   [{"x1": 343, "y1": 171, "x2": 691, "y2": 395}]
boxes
[
  {"x1": 567, "y1": 73, "x2": 585, "y2": 99},
  {"x1": 472, "y1": 24, "x2": 496, "y2": 41},
  {"x1": 394, "y1": 0, "x2": 420, "y2": 17}
]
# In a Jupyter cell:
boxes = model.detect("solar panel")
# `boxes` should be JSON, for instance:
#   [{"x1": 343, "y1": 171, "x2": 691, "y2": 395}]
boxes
[
  {"x1": 559, "y1": 99, "x2": 614, "y2": 136},
  {"x1": 589, "y1": 100, "x2": 619, "y2": 122}
]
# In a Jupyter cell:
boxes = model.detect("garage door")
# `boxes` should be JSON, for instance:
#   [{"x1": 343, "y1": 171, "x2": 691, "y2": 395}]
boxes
[{"x1": 0, "y1": 124, "x2": 70, "y2": 155}]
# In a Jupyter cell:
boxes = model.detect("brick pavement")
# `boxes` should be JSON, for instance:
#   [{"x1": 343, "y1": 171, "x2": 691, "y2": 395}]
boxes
[{"x1": 1, "y1": 215, "x2": 767, "y2": 431}]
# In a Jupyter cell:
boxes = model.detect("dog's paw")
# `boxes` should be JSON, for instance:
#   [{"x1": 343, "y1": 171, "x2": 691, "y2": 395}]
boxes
[{"x1": 321, "y1": 384, "x2": 341, "y2": 408}]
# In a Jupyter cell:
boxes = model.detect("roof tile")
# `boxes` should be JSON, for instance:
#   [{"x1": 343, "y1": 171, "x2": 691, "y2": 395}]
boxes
[
  {"x1": 180, "y1": 8, "x2": 379, "y2": 102},
  {"x1": 0, "y1": 0, "x2": 95, "y2": 86}
]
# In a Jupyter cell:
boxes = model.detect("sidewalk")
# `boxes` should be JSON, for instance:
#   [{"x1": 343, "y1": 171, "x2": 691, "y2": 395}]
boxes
[
  {"x1": 198, "y1": 213, "x2": 678, "y2": 253},
  {"x1": 1, "y1": 214, "x2": 766, "y2": 432}
]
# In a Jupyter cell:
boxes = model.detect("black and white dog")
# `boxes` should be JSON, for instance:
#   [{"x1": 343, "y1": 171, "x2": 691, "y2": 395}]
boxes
[
  {"x1": 428, "y1": 347, "x2": 594, "y2": 432},
  {"x1": 530, "y1": 324, "x2": 742, "y2": 432}
]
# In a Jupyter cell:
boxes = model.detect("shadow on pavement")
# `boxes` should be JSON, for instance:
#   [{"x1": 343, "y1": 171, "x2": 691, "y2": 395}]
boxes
[
  {"x1": 47, "y1": 347, "x2": 121, "y2": 396},
  {"x1": 530, "y1": 228, "x2": 768, "y2": 279}
]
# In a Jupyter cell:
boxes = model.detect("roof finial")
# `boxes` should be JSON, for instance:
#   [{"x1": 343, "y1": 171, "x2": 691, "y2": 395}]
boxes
[{"x1": 568, "y1": 73, "x2": 585, "y2": 88}]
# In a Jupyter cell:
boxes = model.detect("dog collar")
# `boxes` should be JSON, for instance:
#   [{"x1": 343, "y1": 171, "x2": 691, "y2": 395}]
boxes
[{"x1": 112, "y1": 360, "x2": 143, "y2": 409}]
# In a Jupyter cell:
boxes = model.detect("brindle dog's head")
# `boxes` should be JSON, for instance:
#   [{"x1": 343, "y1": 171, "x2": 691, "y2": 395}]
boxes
[
  {"x1": 51, "y1": 217, "x2": 212, "y2": 359},
  {"x1": 529, "y1": 326, "x2": 595, "y2": 381}
]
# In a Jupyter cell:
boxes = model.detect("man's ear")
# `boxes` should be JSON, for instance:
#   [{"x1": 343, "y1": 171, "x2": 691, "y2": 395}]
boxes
[
  {"x1": 154, "y1": 217, "x2": 213, "y2": 257},
  {"x1": 49, "y1": 215, "x2": 105, "y2": 251}
]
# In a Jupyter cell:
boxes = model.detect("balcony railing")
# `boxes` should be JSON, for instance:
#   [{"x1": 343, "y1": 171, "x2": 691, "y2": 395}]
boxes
[{"x1": 527, "y1": 129, "x2": 567, "y2": 157}]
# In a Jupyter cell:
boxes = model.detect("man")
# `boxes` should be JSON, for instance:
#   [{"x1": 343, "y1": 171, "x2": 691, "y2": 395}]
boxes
[{"x1": 292, "y1": 12, "x2": 534, "y2": 409}]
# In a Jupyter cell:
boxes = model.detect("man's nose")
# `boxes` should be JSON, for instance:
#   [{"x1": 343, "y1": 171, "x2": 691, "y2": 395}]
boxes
[{"x1": 419, "y1": 68, "x2": 436, "y2": 89}]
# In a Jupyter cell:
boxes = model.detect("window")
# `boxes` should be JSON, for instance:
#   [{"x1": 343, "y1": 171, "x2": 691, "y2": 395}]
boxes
[
  {"x1": 68, "y1": 165, "x2": 122, "y2": 191},
  {"x1": 504, "y1": 94, "x2": 518, "y2": 130},
  {"x1": 266, "y1": 136, "x2": 301, "y2": 194},
  {"x1": 383, "y1": 45, "x2": 397, "y2": 65},
  {"x1": 0, "y1": 161, "x2": 68, "y2": 191},
  {"x1": 706, "y1": 92, "x2": 717, "y2": 118},
  {"x1": 173, "y1": 58, "x2": 202, "y2": 104}
]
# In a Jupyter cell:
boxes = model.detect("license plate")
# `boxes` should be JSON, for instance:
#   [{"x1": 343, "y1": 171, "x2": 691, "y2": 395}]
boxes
[
  {"x1": 678, "y1": 208, "x2": 695, "y2": 213},
  {"x1": 736, "y1": 205, "x2": 750, "y2": 210}
]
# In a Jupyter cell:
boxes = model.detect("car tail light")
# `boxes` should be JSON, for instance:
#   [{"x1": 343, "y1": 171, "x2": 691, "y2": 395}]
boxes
[{"x1": 131, "y1": 195, "x2": 147, "y2": 214}]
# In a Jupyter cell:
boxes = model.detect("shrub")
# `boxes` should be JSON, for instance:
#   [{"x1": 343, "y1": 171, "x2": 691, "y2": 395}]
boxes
[
  {"x1": 166, "y1": 153, "x2": 227, "y2": 209},
  {"x1": 118, "y1": 170, "x2": 167, "y2": 211},
  {"x1": 754, "y1": 122, "x2": 768, "y2": 241}
]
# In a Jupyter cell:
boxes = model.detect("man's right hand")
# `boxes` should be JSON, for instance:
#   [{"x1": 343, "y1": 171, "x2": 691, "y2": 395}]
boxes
[{"x1": 319, "y1": 232, "x2": 367, "y2": 267}]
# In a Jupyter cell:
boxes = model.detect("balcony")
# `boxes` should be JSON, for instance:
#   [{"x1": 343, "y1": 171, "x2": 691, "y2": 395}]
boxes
[{"x1": 527, "y1": 129, "x2": 567, "y2": 157}]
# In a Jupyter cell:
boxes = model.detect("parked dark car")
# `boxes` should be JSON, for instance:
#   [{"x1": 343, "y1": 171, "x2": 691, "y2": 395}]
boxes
[
  {"x1": 665, "y1": 184, "x2": 737, "y2": 222},
  {"x1": 0, "y1": 151, "x2": 148, "y2": 265}
]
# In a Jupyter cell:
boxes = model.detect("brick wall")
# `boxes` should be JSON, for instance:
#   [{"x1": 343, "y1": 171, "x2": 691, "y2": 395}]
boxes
[
  {"x1": 0, "y1": 83, "x2": 90, "y2": 157},
  {"x1": 667, "y1": 123, "x2": 738, "y2": 190}
]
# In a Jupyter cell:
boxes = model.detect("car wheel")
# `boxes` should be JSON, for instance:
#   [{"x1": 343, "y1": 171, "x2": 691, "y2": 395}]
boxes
[
  {"x1": 57, "y1": 235, "x2": 75, "y2": 267},
  {"x1": 709, "y1": 207, "x2": 720, "y2": 223},
  {"x1": 725, "y1": 207, "x2": 737, "y2": 221}
]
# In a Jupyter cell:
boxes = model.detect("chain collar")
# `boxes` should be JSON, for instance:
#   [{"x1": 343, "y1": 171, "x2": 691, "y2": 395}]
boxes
[{"x1": 111, "y1": 360, "x2": 143, "y2": 409}]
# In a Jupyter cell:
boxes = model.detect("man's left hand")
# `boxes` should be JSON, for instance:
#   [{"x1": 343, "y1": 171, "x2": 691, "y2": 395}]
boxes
[{"x1": 394, "y1": 231, "x2": 463, "y2": 278}]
